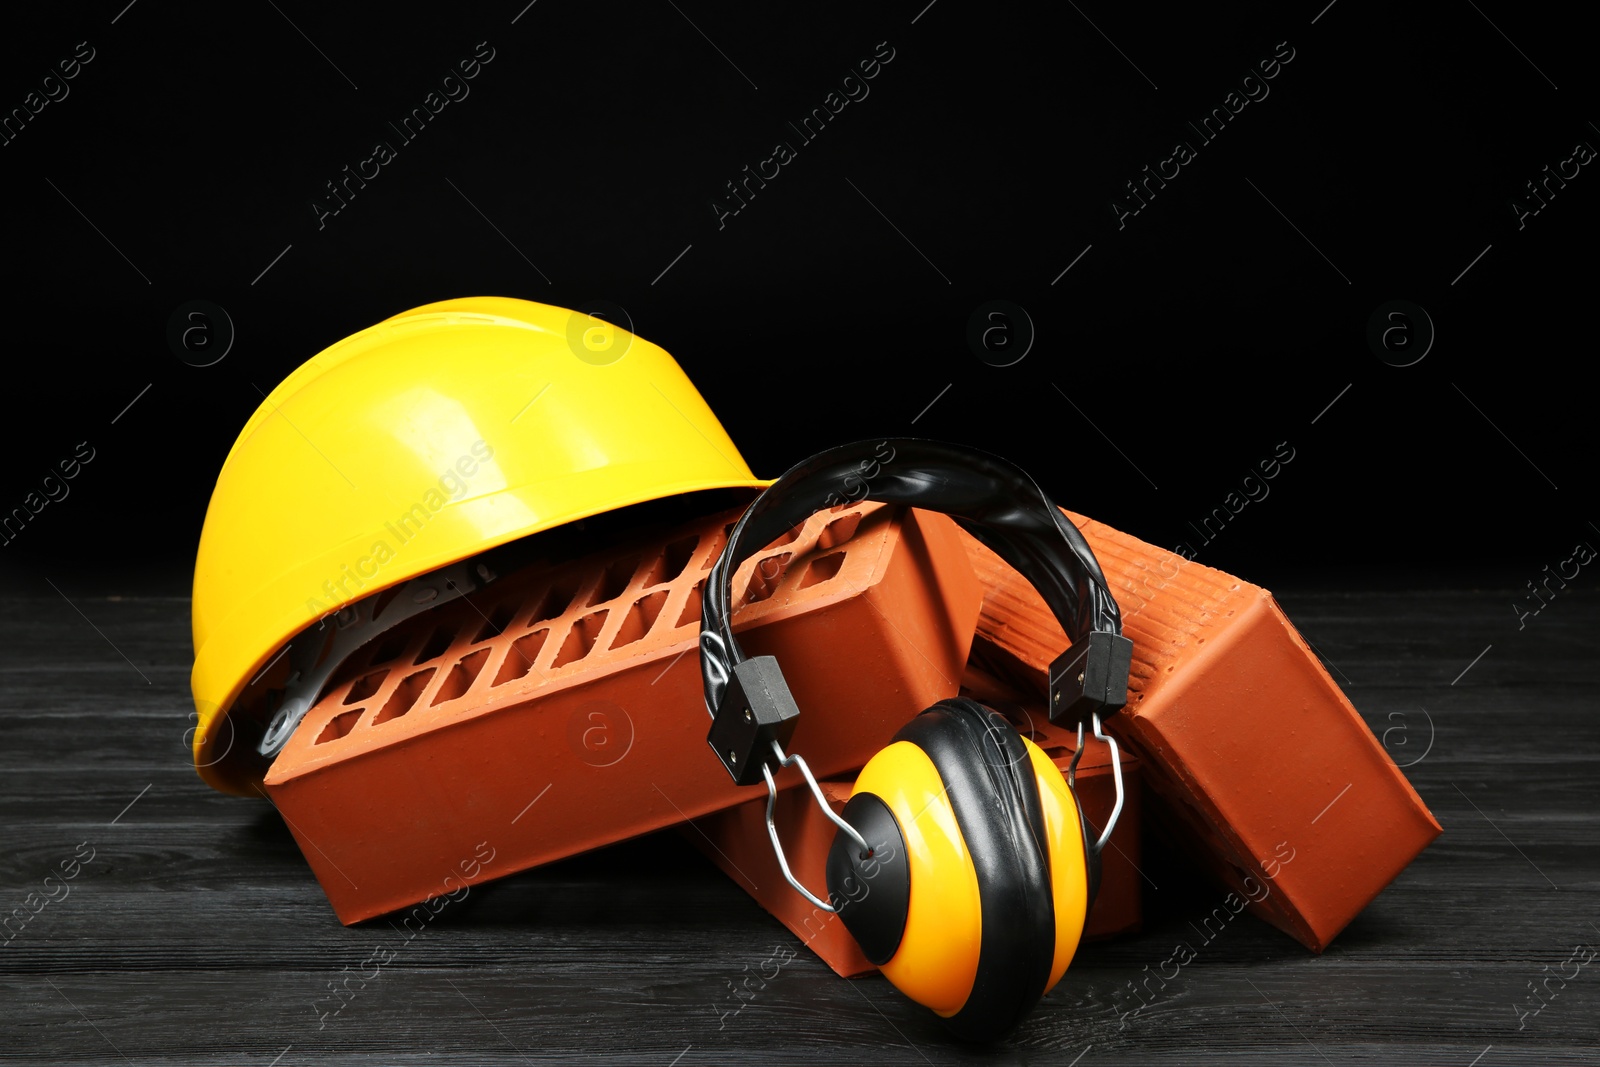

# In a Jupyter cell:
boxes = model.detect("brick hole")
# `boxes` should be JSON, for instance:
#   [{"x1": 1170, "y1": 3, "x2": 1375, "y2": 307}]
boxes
[
  {"x1": 589, "y1": 556, "x2": 640, "y2": 606},
  {"x1": 798, "y1": 552, "x2": 846, "y2": 590},
  {"x1": 432, "y1": 649, "x2": 491, "y2": 706},
  {"x1": 677, "y1": 579, "x2": 705, "y2": 628},
  {"x1": 553, "y1": 610, "x2": 609, "y2": 668},
  {"x1": 743, "y1": 553, "x2": 793, "y2": 604},
  {"x1": 343, "y1": 670, "x2": 386, "y2": 706},
  {"x1": 612, "y1": 590, "x2": 668, "y2": 650},
  {"x1": 415, "y1": 623, "x2": 458, "y2": 664},
  {"x1": 528, "y1": 578, "x2": 580, "y2": 627},
  {"x1": 373, "y1": 668, "x2": 436, "y2": 724},
  {"x1": 493, "y1": 630, "x2": 549, "y2": 686},
  {"x1": 472, "y1": 601, "x2": 517, "y2": 643},
  {"x1": 315, "y1": 709, "x2": 364, "y2": 745},
  {"x1": 641, "y1": 534, "x2": 699, "y2": 588},
  {"x1": 1041, "y1": 745, "x2": 1074, "y2": 762},
  {"x1": 816, "y1": 513, "x2": 862, "y2": 551},
  {"x1": 368, "y1": 631, "x2": 409, "y2": 667}
]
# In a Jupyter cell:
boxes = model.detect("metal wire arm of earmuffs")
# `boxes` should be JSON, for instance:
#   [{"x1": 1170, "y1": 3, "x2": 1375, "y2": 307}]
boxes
[
  {"x1": 1069, "y1": 712, "x2": 1126, "y2": 852},
  {"x1": 761, "y1": 738, "x2": 872, "y2": 912}
]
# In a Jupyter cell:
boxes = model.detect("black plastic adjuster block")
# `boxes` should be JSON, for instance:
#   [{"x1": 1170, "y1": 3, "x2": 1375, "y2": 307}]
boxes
[
  {"x1": 1048, "y1": 630, "x2": 1134, "y2": 725},
  {"x1": 707, "y1": 656, "x2": 801, "y2": 786}
]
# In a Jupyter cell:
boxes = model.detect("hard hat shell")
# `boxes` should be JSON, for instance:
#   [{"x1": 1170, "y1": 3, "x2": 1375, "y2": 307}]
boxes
[{"x1": 191, "y1": 296, "x2": 766, "y2": 794}]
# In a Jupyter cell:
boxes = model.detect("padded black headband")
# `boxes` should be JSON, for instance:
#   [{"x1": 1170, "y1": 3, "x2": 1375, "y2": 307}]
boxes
[{"x1": 699, "y1": 439, "x2": 1135, "y2": 785}]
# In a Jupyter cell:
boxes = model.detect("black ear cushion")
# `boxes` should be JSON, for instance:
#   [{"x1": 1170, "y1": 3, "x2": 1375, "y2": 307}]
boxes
[{"x1": 893, "y1": 698, "x2": 1056, "y2": 1042}]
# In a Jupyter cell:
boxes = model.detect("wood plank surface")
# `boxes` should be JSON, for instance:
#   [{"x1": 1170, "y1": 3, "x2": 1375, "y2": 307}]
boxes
[{"x1": 2, "y1": 586, "x2": 1596, "y2": 1065}]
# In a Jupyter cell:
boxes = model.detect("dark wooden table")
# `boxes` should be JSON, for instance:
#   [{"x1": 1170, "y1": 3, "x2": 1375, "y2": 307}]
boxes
[{"x1": 3, "y1": 583, "x2": 1597, "y2": 1065}]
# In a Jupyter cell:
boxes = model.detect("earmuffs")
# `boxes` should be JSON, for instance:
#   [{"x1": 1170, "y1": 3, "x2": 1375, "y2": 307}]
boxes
[{"x1": 698, "y1": 438, "x2": 1132, "y2": 1042}]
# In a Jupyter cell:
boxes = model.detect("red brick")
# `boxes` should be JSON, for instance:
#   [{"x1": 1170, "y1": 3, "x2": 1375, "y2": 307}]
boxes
[
  {"x1": 960, "y1": 511, "x2": 1442, "y2": 952},
  {"x1": 264, "y1": 502, "x2": 982, "y2": 924}
]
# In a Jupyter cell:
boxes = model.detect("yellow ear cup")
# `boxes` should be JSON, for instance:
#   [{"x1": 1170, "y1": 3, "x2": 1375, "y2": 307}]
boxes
[
  {"x1": 851, "y1": 739, "x2": 984, "y2": 1016},
  {"x1": 838, "y1": 700, "x2": 1097, "y2": 1042}
]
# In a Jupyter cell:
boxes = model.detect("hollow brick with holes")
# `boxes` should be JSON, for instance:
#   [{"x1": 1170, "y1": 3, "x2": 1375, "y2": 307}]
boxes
[{"x1": 263, "y1": 502, "x2": 983, "y2": 924}]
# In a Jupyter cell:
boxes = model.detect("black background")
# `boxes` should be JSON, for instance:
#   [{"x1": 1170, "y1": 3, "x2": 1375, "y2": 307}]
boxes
[
  {"x1": 3, "y1": 5, "x2": 1599, "y2": 1065},
  {"x1": 1, "y1": 1, "x2": 1592, "y2": 596}
]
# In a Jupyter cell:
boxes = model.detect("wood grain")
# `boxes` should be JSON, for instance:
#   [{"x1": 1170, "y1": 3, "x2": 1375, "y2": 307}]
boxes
[{"x1": 2, "y1": 586, "x2": 1596, "y2": 1065}]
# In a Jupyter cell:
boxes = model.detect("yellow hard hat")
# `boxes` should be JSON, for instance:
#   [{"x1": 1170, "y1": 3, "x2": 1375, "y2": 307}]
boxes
[{"x1": 190, "y1": 296, "x2": 766, "y2": 794}]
